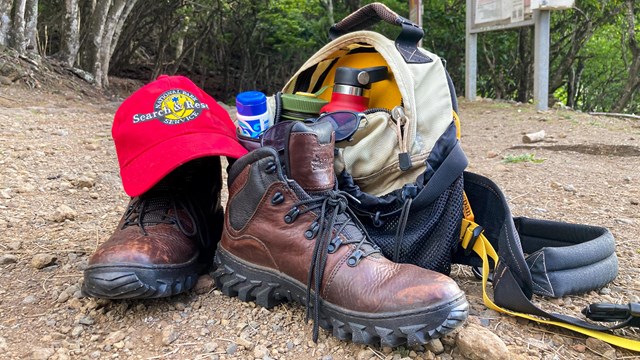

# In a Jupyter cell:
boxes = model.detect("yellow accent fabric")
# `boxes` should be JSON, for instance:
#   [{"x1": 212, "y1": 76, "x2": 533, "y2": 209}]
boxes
[
  {"x1": 453, "y1": 111, "x2": 461, "y2": 140},
  {"x1": 460, "y1": 219, "x2": 640, "y2": 352},
  {"x1": 462, "y1": 192, "x2": 474, "y2": 222}
]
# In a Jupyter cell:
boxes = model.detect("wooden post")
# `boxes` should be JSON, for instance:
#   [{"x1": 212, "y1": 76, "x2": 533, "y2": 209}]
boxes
[{"x1": 409, "y1": 0, "x2": 423, "y2": 48}]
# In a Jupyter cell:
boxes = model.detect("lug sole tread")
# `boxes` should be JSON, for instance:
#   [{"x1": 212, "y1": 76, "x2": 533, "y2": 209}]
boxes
[{"x1": 213, "y1": 250, "x2": 469, "y2": 346}]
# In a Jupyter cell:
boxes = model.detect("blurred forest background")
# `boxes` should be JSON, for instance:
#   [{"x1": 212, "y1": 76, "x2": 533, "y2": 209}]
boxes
[{"x1": 0, "y1": 0, "x2": 637, "y2": 113}]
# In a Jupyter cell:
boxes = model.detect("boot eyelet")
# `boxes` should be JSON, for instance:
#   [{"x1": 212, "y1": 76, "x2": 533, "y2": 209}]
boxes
[
  {"x1": 271, "y1": 192, "x2": 284, "y2": 205},
  {"x1": 347, "y1": 249, "x2": 364, "y2": 267},
  {"x1": 327, "y1": 237, "x2": 342, "y2": 253},
  {"x1": 284, "y1": 206, "x2": 300, "y2": 224},
  {"x1": 265, "y1": 161, "x2": 277, "y2": 174},
  {"x1": 304, "y1": 221, "x2": 319, "y2": 239}
]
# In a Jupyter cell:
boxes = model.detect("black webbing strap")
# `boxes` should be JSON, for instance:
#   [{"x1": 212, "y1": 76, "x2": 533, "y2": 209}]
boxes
[{"x1": 460, "y1": 172, "x2": 640, "y2": 351}]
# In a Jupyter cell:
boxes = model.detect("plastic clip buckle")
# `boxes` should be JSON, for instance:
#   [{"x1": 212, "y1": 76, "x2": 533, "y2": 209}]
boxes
[
  {"x1": 464, "y1": 225, "x2": 484, "y2": 256},
  {"x1": 583, "y1": 303, "x2": 640, "y2": 323}
]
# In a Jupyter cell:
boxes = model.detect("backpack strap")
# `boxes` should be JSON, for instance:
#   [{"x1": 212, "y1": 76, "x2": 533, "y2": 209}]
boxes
[
  {"x1": 328, "y1": 2, "x2": 430, "y2": 64},
  {"x1": 460, "y1": 171, "x2": 640, "y2": 351}
]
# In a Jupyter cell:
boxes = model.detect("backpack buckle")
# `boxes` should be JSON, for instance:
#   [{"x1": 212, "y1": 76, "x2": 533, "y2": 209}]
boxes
[{"x1": 464, "y1": 225, "x2": 484, "y2": 256}]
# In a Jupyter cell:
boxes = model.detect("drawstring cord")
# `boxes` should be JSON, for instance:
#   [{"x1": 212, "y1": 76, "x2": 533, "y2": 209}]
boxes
[{"x1": 393, "y1": 197, "x2": 412, "y2": 262}]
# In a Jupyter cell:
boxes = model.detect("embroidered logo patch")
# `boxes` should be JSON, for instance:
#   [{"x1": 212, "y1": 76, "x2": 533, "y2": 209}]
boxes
[{"x1": 133, "y1": 89, "x2": 209, "y2": 125}]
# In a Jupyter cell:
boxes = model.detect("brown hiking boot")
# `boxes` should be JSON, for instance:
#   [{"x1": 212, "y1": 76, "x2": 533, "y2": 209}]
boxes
[
  {"x1": 213, "y1": 121, "x2": 468, "y2": 346},
  {"x1": 83, "y1": 157, "x2": 223, "y2": 299}
]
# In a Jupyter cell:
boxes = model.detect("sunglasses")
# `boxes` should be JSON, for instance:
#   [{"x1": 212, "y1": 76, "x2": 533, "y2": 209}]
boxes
[{"x1": 261, "y1": 111, "x2": 366, "y2": 152}]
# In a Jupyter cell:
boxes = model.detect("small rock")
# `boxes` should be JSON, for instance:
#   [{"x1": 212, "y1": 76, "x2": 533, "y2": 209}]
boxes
[
  {"x1": 253, "y1": 344, "x2": 269, "y2": 358},
  {"x1": 15, "y1": 184, "x2": 36, "y2": 193},
  {"x1": 586, "y1": 338, "x2": 616, "y2": 359},
  {"x1": 7, "y1": 241, "x2": 22, "y2": 250},
  {"x1": 85, "y1": 143, "x2": 100, "y2": 151},
  {"x1": 321, "y1": 356, "x2": 333, "y2": 360},
  {"x1": 599, "y1": 287, "x2": 612, "y2": 295},
  {"x1": 0, "y1": 75, "x2": 12, "y2": 85},
  {"x1": 631, "y1": 199, "x2": 639, "y2": 206},
  {"x1": 22, "y1": 295, "x2": 37, "y2": 304},
  {"x1": 236, "y1": 336, "x2": 254, "y2": 350},
  {"x1": 426, "y1": 338, "x2": 444, "y2": 354},
  {"x1": 72, "y1": 176, "x2": 95, "y2": 188},
  {"x1": 52, "y1": 204, "x2": 77, "y2": 222},
  {"x1": 30, "y1": 347, "x2": 55, "y2": 360},
  {"x1": 226, "y1": 343, "x2": 238, "y2": 355},
  {"x1": 572, "y1": 343, "x2": 586, "y2": 353},
  {"x1": 31, "y1": 253, "x2": 57, "y2": 269},
  {"x1": 56, "y1": 291, "x2": 70, "y2": 303},
  {"x1": 550, "y1": 181, "x2": 563, "y2": 189},
  {"x1": 0, "y1": 189, "x2": 12, "y2": 199},
  {"x1": 193, "y1": 274, "x2": 215, "y2": 294},
  {"x1": 0, "y1": 336, "x2": 7, "y2": 351},
  {"x1": 203, "y1": 342, "x2": 218, "y2": 353},
  {"x1": 71, "y1": 326, "x2": 84, "y2": 337},
  {"x1": 103, "y1": 330, "x2": 125, "y2": 345},
  {"x1": 161, "y1": 326, "x2": 179, "y2": 345},
  {"x1": 0, "y1": 254, "x2": 18, "y2": 265},
  {"x1": 457, "y1": 324, "x2": 510, "y2": 360},
  {"x1": 357, "y1": 349, "x2": 376, "y2": 360},
  {"x1": 78, "y1": 316, "x2": 95, "y2": 326},
  {"x1": 615, "y1": 218, "x2": 634, "y2": 225},
  {"x1": 286, "y1": 340, "x2": 294, "y2": 350},
  {"x1": 54, "y1": 348, "x2": 70, "y2": 360},
  {"x1": 563, "y1": 184, "x2": 577, "y2": 193},
  {"x1": 486, "y1": 150, "x2": 499, "y2": 158}
]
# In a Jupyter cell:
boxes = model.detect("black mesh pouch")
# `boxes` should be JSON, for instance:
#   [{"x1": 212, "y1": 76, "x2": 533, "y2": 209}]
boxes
[{"x1": 348, "y1": 175, "x2": 464, "y2": 275}]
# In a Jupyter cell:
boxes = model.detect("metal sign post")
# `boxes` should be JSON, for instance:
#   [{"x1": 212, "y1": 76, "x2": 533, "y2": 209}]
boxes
[
  {"x1": 465, "y1": 0, "x2": 571, "y2": 111},
  {"x1": 533, "y1": 9, "x2": 550, "y2": 111}
]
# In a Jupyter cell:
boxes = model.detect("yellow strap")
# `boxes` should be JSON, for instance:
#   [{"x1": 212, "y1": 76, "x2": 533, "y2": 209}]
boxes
[
  {"x1": 453, "y1": 111, "x2": 461, "y2": 140},
  {"x1": 460, "y1": 219, "x2": 640, "y2": 352}
]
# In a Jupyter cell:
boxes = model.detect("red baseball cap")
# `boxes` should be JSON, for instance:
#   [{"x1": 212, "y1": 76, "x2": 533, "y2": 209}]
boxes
[{"x1": 112, "y1": 75, "x2": 248, "y2": 197}]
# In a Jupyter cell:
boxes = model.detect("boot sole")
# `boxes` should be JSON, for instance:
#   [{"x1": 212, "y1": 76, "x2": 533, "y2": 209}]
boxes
[
  {"x1": 213, "y1": 248, "x2": 468, "y2": 347},
  {"x1": 82, "y1": 255, "x2": 202, "y2": 300}
]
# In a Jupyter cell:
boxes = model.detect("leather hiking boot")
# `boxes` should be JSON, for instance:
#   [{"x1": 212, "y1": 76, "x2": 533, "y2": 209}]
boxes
[
  {"x1": 83, "y1": 157, "x2": 223, "y2": 299},
  {"x1": 213, "y1": 121, "x2": 468, "y2": 346}
]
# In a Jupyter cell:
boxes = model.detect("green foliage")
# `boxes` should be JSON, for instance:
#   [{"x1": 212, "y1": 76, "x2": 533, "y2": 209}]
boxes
[
  {"x1": 502, "y1": 153, "x2": 546, "y2": 164},
  {"x1": 32, "y1": 0, "x2": 638, "y2": 112}
]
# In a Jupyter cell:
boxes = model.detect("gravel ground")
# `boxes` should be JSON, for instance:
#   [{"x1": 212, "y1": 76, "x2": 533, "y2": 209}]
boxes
[{"x1": 0, "y1": 80, "x2": 639, "y2": 360}]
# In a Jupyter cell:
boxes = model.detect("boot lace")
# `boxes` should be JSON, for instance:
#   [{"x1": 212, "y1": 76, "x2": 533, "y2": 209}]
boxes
[
  {"x1": 288, "y1": 190, "x2": 380, "y2": 342},
  {"x1": 121, "y1": 187, "x2": 200, "y2": 242}
]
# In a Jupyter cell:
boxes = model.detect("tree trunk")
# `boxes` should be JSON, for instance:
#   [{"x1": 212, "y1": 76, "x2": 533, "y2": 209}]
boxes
[
  {"x1": 80, "y1": 0, "x2": 110, "y2": 81},
  {"x1": 10, "y1": 0, "x2": 26, "y2": 53},
  {"x1": 0, "y1": 0, "x2": 11, "y2": 46},
  {"x1": 320, "y1": 0, "x2": 334, "y2": 26},
  {"x1": 23, "y1": 0, "x2": 36, "y2": 52},
  {"x1": 97, "y1": 0, "x2": 128, "y2": 88},
  {"x1": 611, "y1": 0, "x2": 639, "y2": 112},
  {"x1": 516, "y1": 27, "x2": 532, "y2": 103},
  {"x1": 59, "y1": 0, "x2": 80, "y2": 67}
]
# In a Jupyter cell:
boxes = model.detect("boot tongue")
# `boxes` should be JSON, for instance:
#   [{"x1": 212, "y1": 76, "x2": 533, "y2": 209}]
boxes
[{"x1": 285, "y1": 121, "x2": 335, "y2": 191}]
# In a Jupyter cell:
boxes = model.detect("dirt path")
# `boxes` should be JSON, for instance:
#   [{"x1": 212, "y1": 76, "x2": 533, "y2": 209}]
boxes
[{"x1": 0, "y1": 85, "x2": 639, "y2": 360}]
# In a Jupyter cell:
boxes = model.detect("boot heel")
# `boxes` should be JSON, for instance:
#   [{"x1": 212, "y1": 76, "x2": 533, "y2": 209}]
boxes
[{"x1": 213, "y1": 249, "x2": 285, "y2": 308}]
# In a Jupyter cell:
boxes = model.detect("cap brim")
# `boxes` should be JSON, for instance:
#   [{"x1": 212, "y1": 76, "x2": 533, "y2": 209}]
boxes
[{"x1": 120, "y1": 132, "x2": 248, "y2": 197}]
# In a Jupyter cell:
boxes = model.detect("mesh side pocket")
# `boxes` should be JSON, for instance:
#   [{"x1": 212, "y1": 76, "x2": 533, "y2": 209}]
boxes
[{"x1": 362, "y1": 175, "x2": 464, "y2": 275}]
